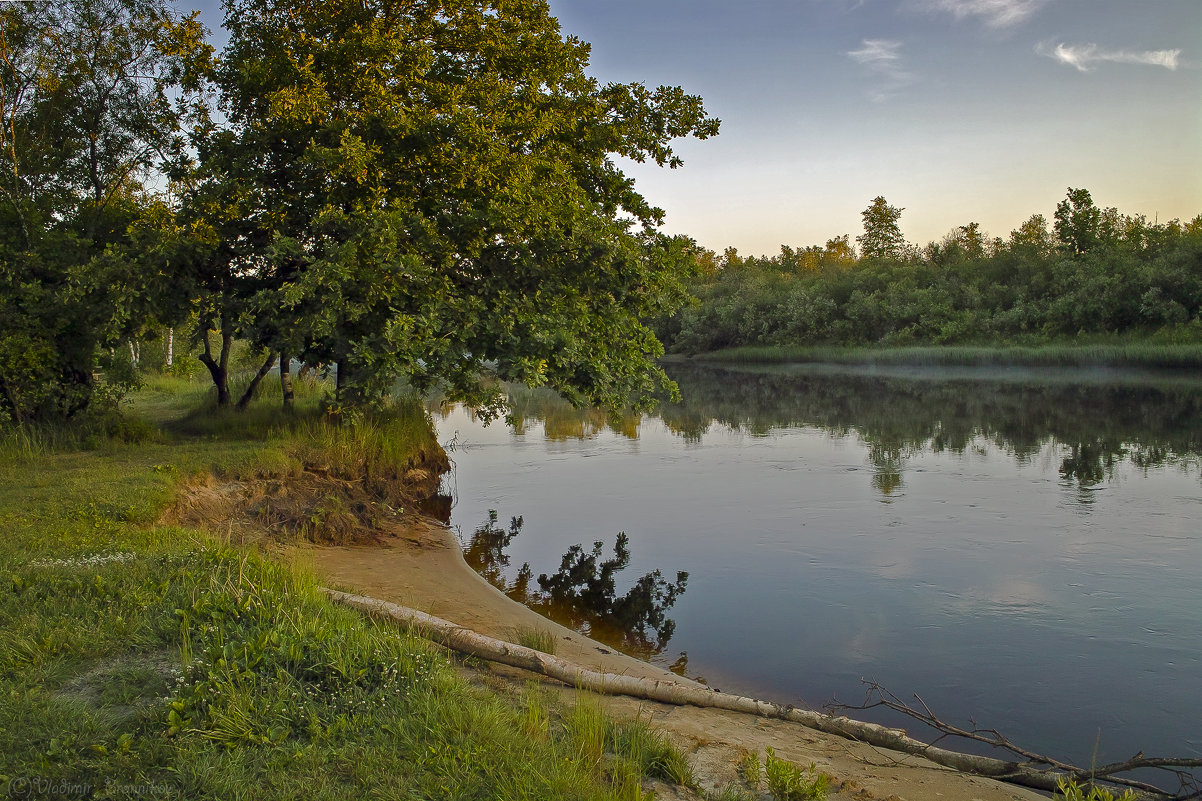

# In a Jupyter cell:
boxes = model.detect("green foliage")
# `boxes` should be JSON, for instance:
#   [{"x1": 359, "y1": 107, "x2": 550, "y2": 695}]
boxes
[
  {"x1": 737, "y1": 749, "x2": 764, "y2": 787},
  {"x1": 763, "y1": 748, "x2": 829, "y2": 801},
  {"x1": 857, "y1": 196, "x2": 906, "y2": 260},
  {"x1": 733, "y1": 748, "x2": 828, "y2": 801},
  {"x1": 661, "y1": 189, "x2": 1202, "y2": 355},
  {"x1": 0, "y1": 0, "x2": 206, "y2": 423},
  {"x1": 181, "y1": 0, "x2": 717, "y2": 414},
  {"x1": 1055, "y1": 188, "x2": 1103, "y2": 255},
  {"x1": 1054, "y1": 778, "x2": 1137, "y2": 801}
]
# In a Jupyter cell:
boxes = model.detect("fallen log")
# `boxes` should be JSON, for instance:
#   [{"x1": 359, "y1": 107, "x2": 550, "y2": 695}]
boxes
[{"x1": 324, "y1": 588, "x2": 1182, "y2": 798}]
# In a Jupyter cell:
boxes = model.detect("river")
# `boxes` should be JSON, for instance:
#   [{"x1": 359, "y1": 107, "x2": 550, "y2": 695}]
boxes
[{"x1": 432, "y1": 362, "x2": 1202, "y2": 767}]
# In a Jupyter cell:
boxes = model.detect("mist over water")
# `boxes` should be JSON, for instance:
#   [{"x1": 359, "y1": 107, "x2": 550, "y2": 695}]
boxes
[{"x1": 435, "y1": 363, "x2": 1202, "y2": 766}]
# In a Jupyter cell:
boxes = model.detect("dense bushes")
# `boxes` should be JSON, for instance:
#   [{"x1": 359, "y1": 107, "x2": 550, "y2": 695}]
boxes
[{"x1": 659, "y1": 202, "x2": 1202, "y2": 353}]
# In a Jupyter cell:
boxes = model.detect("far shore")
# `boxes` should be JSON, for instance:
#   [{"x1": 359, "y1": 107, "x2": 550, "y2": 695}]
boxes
[{"x1": 662, "y1": 340, "x2": 1202, "y2": 371}]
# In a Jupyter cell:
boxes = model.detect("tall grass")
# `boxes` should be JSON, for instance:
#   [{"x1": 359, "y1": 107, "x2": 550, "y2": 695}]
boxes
[
  {"x1": 0, "y1": 423, "x2": 87, "y2": 460},
  {"x1": 138, "y1": 371, "x2": 446, "y2": 504},
  {"x1": 0, "y1": 411, "x2": 157, "y2": 461},
  {"x1": 563, "y1": 696, "x2": 695, "y2": 791},
  {"x1": 513, "y1": 625, "x2": 558, "y2": 654},
  {"x1": 161, "y1": 370, "x2": 329, "y2": 438},
  {"x1": 287, "y1": 397, "x2": 438, "y2": 473}
]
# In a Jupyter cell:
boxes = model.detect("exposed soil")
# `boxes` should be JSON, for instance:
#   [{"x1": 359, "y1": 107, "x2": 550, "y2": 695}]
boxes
[
  {"x1": 163, "y1": 448, "x2": 449, "y2": 546},
  {"x1": 164, "y1": 470, "x2": 396, "y2": 545}
]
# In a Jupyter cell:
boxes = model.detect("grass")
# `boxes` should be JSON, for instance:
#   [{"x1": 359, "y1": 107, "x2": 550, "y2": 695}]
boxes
[
  {"x1": 608, "y1": 713, "x2": 695, "y2": 787},
  {"x1": 689, "y1": 341, "x2": 1202, "y2": 370},
  {"x1": 0, "y1": 371, "x2": 692, "y2": 800},
  {"x1": 564, "y1": 695, "x2": 696, "y2": 795},
  {"x1": 763, "y1": 747, "x2": 829, "y2": 801},
  {"x1": 514, "y1": 625, "x2": 558, "y2": 655}
]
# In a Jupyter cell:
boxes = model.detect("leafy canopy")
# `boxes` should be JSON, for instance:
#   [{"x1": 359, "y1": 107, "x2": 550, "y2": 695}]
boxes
[
  {"x1": 0, "y1": 0, "x2": 208, "y2": 422},
  {"x1": 185, "y1": 0, "x2": 719, "y2": 413}
]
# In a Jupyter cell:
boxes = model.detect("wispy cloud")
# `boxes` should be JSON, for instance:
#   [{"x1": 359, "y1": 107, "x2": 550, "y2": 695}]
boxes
[
  {"x1": 846, "y1": 39, "x2": 914, "y2": 101},
  {"x1": 847, "y1": 39, "x2": 903, "y2": 68},
  {"x1": 917, "y1": 0, "x2": 1050, "y2": 28},
  {"x1": 1038, "y1": 42, "x2": 1183, "y2": 72}
]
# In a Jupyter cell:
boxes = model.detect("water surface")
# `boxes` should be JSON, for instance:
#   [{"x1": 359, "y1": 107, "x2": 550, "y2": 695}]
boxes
[{"x1": 434, "y1": 363, "x2": 1202, "y2": 766}]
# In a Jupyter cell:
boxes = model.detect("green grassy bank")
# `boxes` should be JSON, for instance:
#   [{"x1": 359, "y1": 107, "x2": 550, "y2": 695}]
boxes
[
  {"x1": 678, "y1": 341, "x2": 1202, "y2": 370},
  {"x1": 0, "y1": 377, "x2": 692, "y2": 800}
]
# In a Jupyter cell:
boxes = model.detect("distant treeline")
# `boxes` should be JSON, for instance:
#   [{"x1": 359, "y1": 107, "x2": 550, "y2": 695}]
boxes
[{"x1": 654, "y1": 190, "x2": 1202, "y2": 353}]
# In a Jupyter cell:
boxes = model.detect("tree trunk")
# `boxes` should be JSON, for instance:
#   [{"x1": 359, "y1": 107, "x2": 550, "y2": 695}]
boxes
[
  {"x1": 0, "y1": 373, "x2": 23, "y2": 425},
  {"x1": 335, "y1": 358, "x2": 348, "y2": 405},
  {"x1": 197, "y1": 320, "x2": 232, "y2": 407},
  {"x1": 235, "y1": 351, "x2": 277, "y2": 410},
  {"x1": 279, "y1": 350, "x2": 294, "y2": 413}
]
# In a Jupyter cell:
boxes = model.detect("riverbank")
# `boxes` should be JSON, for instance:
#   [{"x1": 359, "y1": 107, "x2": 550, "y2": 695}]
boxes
[
  {"x1": 0, "y1": 391, "x2": 706, "y2": 800},
  {"x1": 309, "y1": 520, "x2": 1045, "y2": 801},
  {"x1": 668, "y1": 341, "x2": 1202, "y2": 370},
  {"x1": 0, "y1": 378, "x2": 1047, "y2": 800}
]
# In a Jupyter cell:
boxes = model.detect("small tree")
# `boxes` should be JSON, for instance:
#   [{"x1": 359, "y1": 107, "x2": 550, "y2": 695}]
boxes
[
  {"x1": 857, "y1": 196, "x2": 906, "y2": 260},
  {"x1": 823, "y1": 235, "x2": 857, "y2": 267},
  {"x1": 1054, "y1": 187, "x2": 1102, "y2": 255},
  {"x1": 1009, "y1": 213, "x2": 1054, "y2": 255}
]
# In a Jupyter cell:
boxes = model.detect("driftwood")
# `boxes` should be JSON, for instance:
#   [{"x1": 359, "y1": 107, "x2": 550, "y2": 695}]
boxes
[
  {"x1": 325, "y1": 588, "x2": 1200, "y2": 799},
  {"x1": 834, "y1": 680, "x2": 1202, "y2": 801}
]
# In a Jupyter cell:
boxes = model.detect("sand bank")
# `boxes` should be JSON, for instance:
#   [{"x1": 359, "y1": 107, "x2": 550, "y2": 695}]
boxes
[{"x1": 305, "y1": 519, "x2": 1046, "y2": 801}]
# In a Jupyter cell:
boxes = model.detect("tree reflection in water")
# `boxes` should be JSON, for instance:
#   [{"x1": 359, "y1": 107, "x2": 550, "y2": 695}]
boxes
[
  {"x1": 659, "y1": 364, "x2": 1202, "y2": 495},
  {"x1": 443, "y1": 367, "x2": 1202, "y2": 502},
  {"x1": 461, "y1": 511, "x2": 688, "y2": 658}
]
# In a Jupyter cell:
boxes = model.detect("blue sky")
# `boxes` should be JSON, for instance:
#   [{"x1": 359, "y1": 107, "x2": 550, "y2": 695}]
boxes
[
  {"x1": 549, "y1": 0, "x2": 1201, "y2": 255},
  {"x1": 194, "y1": 0, "x2": 1201, "y2": 256}
]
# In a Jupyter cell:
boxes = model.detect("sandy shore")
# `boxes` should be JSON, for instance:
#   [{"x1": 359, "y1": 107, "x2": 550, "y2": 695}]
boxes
[{"x1": 305, "y1": 519, "x2": 1047, "y2": 801}]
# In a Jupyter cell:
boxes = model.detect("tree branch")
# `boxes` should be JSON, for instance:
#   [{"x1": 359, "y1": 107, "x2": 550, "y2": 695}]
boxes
[{"x1": 832, "y1": 679, "x2": 1202, "y2": 800}]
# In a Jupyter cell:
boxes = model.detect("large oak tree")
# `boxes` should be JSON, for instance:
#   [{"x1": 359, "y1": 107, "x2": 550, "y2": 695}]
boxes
[{"x1": 185, "y1": 0, "x2": 718, "y2": 414}]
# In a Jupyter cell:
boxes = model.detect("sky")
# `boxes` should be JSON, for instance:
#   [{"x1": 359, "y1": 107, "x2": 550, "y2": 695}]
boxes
[{"x1": 193, "y1": 0, "x2": 1201, "y2": 256}]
